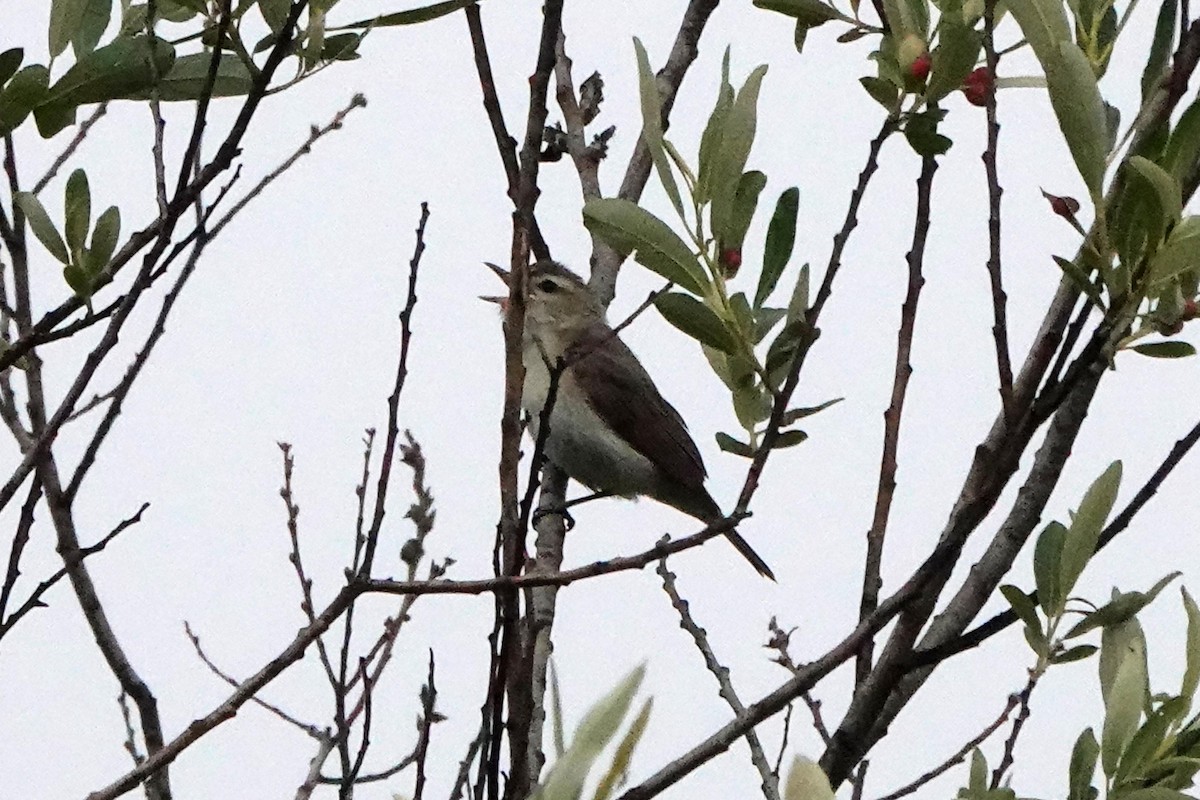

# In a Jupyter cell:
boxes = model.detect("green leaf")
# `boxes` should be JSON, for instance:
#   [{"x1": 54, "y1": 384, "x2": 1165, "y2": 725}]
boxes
[
  {"x1": 1045, "y1": 41, "x2": 1109, "y2": 195},
  {"x1": 784, "y1": 756, "x2": 835, "y2": 800},
  {"x1": 754, "y1": 0, "x2": 843, "y2": 26},
  {"x1": 905, "y1": 111, "x2": 952, "y2": 156},
  {"x1": 1001, "y1": 584, "x2": 1043, "y2": 642},
  {"x1": 786, "y1": 263, "x2": 810, "y2": 323},
  {"x1": 1051, "y1": 255, "x2": 1106, "y2": 309},
  {"x1": 927, "y1": 1, "x2": 983, "y2": 102},
  {"x1": 716, "y1": 432, "x2": 756, "y2": 457},
  {"x1": 88, "y1": 205, "x2": 120, "y2": 274},
  {"x1": 710, "y1": 65, "x2": 769, "y2": 245},
  {"x1": 0, "y1": 65, "x2": 50, "y2": 136},
  {"x1": 1147, "y1": 216, "x2": 1200, "y2": 284},
  {"x1": 860, "y1": 75, "x2": 899, "y2": 110},
  {"x1": 1116, "y1": 698, "x2": 1190, "y2": 785},
  {"x1": 884, "y1": 0, "x2": 929, "y2": 38},
  {"x1": 733, "y1": 383, "x2": 773, "y2": 430},
  {"x1": 1054, "y1": 644, "x2": 1099, "y2": 664},
  {"x1": 633, "y1": 38, "x2": 684, "y2": 220},
  {"x1": 696, "y1": 53, "x2": 734, "y2": 206},
  {"x1": 259, "y1": 0, "x2": 291, "y2": 32},
  {"x1": 50, "y1": 0, "x2": 91, "y2": 58},
  {"x1": 549, "y1": 660, "x2": 565, "y2": 758},
  {"x1": 1127, "y1": 155, "x2": 1182, "y2": 232},
  {"x1": 1100, "y1": 616, "x2": 1146, "y2": 705},
  {"x1": 34, "y1": 35, "x2": 176, "y2": 138},
  {"x1": 766, "y1": 318, "x2": 807, "y2": 388},
  {"x1": 753, "y1": 306, "x2": 787, "y2": 343},
  {"x1": 1003, "y1": 0, "x2": 1072, "y2": 66},
  {"x1": 774, "y1": 429, "x2": 809, "y2": 448},
  {"x1": 1140, "y1": 0, "x2": 1177, "y2": 102},
  {"x1": 133, "y1": 53, "x2": 256, "y2": 100},
  {"x1": 591, "y1": 698, "x2": 653, "y2": 800},
  {"x1": 64, "y1": 168, "x2": 91, "y2": 257},
  {"x1": 781, "y1": 397, "x2": 842, "y2": 424},
  {"x1": 1067, "y1": 728, "x2": 1099, "y2": 800},
  {"x1": 320, "y1": 33, "x2": 363, "y2": 62},
  {"x1": 1162, "y1": 100, "x2": 1200, "y2": 184},
  {"x1": 1184, "y1": 588, "x2": 1200, "y2": 705},
  {"x1": 1058, "y1": 461, "x2": 1122, "y2": 602},
  {"x1": 654, "y1": 293, "x2": 739, "y2": 354},
  {"x1": 1132, "y1": 341, "x2": 1197, "y2": 358},
  {"x1": 1102, "y1": 637, "x2": 1147, "y2": 776},
  {"x1": 14, "y1": 192, "x2": 70, "y2": 264},
  {"x1": 969, "y1": 747, "x2": 988, "y2": 792},
  {"x1": 725, "y1": 170, "x2": 767, "y2": 254},
  {"x1": 1033, "y1": 520, "x2": 1066, "y2": 615},
  {"x1": 757, "y1": 187, "x2": 799, "y2": 307},
  {"x1": 73, "y1": 0, "x2": 113, "y2": 57},
  {"x1": 159, "y1": 0, "x2": 207, "y2": 20},
  {"x1": 794, "y1": 21, "x2": 810, "y2": 53},
  {"x1": 582, "y1": 198, "x2": 706, "y2": 294},
  {"x1": 538, "y1": 665, "x2": 646, "y2": 800},
  {"x1": 331, "y1": 0, "x2": 477, "y2": 29},
  {"x1": 1067, "y1": 574, "x2": 1182, "y2": 638},
  {"x1": 0, "y1": 48, "x2": 24, "y2": 87}
]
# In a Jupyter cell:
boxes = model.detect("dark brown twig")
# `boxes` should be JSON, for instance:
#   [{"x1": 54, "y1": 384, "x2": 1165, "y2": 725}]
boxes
[
  {"x1": 981, "y1": 0, "x2": 1014, "y2": 422},
  {"x1": 0, "y1": 503, "x2": 148, "y2": 643},
  {"x1": 990, "y1": 670, "x2": 1040, "y2": 789},
  {"x1": 856, "y1": 152, "x2": 937, "y2": 685},
  {"x1": 0, "y1": 476, "x2": 41, "y2": 627},
  {"x1": 463, "y1": 4, "x2": 551, "y2": 261},
  {"x1": 734, "y1": 118, "x2": 897, "y2": 517}
]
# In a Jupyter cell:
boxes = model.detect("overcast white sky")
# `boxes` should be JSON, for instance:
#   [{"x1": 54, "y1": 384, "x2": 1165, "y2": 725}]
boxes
[{"x1": 2, "y1": 1, "x2": 1199, "y2": 798}]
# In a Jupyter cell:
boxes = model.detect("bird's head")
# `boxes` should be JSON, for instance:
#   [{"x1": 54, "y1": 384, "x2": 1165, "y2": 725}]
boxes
[{"x1": 483, "y1": 260, "x2": 604, "y2": 338}]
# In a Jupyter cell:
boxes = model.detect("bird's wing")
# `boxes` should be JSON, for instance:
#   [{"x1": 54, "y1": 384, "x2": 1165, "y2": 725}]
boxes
[{"x1": 565, "y1": 322, "x2": 708, "y2": 488}]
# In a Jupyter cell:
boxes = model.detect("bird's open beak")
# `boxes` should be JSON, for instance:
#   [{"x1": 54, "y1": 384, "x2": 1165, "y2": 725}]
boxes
[{"x1": 479, "y1": 262, "x2": 510, "y2": 309}]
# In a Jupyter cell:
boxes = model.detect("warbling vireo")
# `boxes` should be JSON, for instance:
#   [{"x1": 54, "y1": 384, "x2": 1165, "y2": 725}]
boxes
[{"x1": 485, "y1": 259, "x2": 774, "y2": 580}]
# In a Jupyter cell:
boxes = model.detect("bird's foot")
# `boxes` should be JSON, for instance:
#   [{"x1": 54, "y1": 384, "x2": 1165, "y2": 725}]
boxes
[{"x1": 532, "y1": 504, "x2": 576, "y2": 531}]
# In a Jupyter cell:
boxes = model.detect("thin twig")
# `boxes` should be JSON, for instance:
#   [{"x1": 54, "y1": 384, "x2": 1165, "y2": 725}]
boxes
[
  {"x1": 658, "y1": 561, "x2": 781, "y2": 800},
  {"x1": 277, "y1": 443, "x2": 341, "y2": 697},
  {"x1": 981, "y1": 0, "x2": 1014, "y2": 421},
  {"x1": 990, "y1": 670, "x2": 1040, "y2": 789},
  {"x1": 31, "y1": 103, "x2": 109, "y2": 196},
  {"x1": 0, "y1": 476, "x2": 41, "y2": 626},
  {"x1": 0, "y1": 503, "x2": 148, "y2": 642},
  {"x1": 856, "y1": 152, "x2": 937, "y2": 685},
  {"x1": 183, "y1": 621, "x2": 323, "y2": 738},
  {"x1": 463, "y1": 3, "x2": 551, "y2": 261},
  {"x1": 209, "y1": 94, "x2": 368, "y2": 240},
  {"x1": 873, "y1": 692, "x2": 1020, "y2": 800}
]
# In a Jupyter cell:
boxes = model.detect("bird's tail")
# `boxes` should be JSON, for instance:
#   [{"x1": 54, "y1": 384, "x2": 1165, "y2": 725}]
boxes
[{"x1": 725, "y1": 530, "x2": 776, "y2": 581}]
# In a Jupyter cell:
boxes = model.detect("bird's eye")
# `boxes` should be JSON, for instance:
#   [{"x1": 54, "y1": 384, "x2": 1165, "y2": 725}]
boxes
[{"x1": 537, "y1": 279, "x2": 558, "y2": 294}]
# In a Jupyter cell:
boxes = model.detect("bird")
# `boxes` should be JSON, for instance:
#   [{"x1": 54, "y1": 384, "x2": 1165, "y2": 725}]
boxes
[{"x1": 484, "y1": 259, "x2": 775, "y2": 580}]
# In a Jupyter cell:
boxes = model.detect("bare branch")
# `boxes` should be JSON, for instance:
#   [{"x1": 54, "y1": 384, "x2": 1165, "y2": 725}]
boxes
[
  {"x1": 856, "y1": 153, "x2": 937, "y2": 685},
  {"x1": 183, "y1": 620, "x2": 323, "y2": 738},
  {"x1": 31, "y1": 103, "x2": 109, "y2": 196},
  {"x1": 658, "y1": 561, "x2": 780, "y2": 800}
]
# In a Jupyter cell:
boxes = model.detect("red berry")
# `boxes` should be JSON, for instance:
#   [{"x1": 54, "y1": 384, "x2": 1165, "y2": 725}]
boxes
[
  {"x1": 1041, "y1": 189, "x2": 1081, "y2": 219},
  {"x1": 720, "y1": 248, "x2": 742, "y2": 276},
  {"x1": 909, "y1": 53, "x2": 932, "y2": 83},
  {"x1": 962, "y1": 67, "x2": 993, "y2": 106}
]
